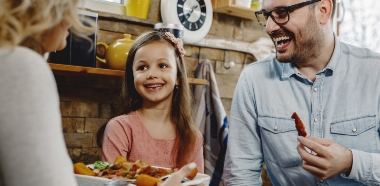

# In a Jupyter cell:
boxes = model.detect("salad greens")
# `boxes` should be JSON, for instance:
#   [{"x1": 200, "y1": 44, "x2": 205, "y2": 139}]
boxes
[{"x1": 93, "y1": 161, "x2": 110, "y2": 171}]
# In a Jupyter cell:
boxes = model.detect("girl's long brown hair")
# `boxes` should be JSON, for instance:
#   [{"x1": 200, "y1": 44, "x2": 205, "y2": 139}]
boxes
[{"x1": 97, "y1": 31, "x2": 196, "y2": 168}]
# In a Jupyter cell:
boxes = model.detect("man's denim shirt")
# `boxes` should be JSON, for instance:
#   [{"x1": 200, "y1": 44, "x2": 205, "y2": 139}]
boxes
[{"x1": 223, "y1": 36, "x2": 380, "y2": 186}]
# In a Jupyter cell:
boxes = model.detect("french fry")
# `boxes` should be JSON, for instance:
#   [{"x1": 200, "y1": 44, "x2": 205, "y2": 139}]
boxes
[
  {"x1": 291, "y1": 112, "x2": 307, "y2": 137},
  {"x1": 74, "y1": 162, "x2": 95, "y2": 176},
  {"x1": 135, "y1": 174, "x2": 163, "y2": 186}
]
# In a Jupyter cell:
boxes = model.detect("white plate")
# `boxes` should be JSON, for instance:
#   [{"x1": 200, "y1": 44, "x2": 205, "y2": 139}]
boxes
[
  {"x1": 75, "y1": 174, "x2": 112, "y2": 186},
  {"x1": 76, "y1": 164, "x2": 210, "y2": 186},
  {"x1": 181, "y1": 173, "x2": 211, "y2": 186},
  {"x1": 75, "y1": 173, "x2": 210, "y2": 186}
]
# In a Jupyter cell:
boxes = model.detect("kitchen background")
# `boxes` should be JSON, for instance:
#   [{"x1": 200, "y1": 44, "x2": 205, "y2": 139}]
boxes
[
  {"x1": 338, "y1": 0, "x2": 380, "y2": 53},
  {"x1": 58, "y1": 0, "x2": 272, "y2": 164},
  {"x1": 52, "y1": 0, "x2": 379, "y2": 186}
]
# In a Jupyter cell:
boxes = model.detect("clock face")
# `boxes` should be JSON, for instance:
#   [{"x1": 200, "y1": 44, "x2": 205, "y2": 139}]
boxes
[
  {"x1": 161, "y1": 0, "x2": 213, "y2": 44},
  {"x1": 176, "y1": 0, "x2": 207, "y2": 31}
]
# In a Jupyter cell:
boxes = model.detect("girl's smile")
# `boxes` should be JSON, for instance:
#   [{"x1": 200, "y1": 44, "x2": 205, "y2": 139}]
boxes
[{"x1": 144, "y1": 82, "x2": 164, "y2": 92}]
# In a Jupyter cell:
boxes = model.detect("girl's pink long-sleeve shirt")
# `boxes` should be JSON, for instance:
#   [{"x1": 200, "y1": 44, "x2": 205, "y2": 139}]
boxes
[{"x1": 101, "y1": 111, "x2": 204, "y2": 173}]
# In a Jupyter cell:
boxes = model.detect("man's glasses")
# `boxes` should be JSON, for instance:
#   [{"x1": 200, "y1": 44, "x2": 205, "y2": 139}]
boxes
[{"x1": 255, "y1": 0, "x2": 321, "y2": 26}]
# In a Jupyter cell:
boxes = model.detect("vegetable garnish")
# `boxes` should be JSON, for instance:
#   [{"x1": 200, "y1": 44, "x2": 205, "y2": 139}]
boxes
[{"x1": 93, "y1": 161, "x2": 110, "y2": 171}]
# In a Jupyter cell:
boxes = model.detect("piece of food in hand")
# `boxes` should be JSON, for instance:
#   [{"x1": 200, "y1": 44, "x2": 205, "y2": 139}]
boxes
[
  {"x1": 74, "y1": 162, "x2": 95, "y2": 176},
  {"x1": 134, "y1": 174, "x2": 163, "y2": 186},
  {"x1": 291, "y1": 112, "x2": 307, "y2": 137},
  {"x1": 186, "y1": 167, "x2": 198, "y2": 180},
  {"x1": 93, "y1": 160, "x2": 110, "y2": 171}
]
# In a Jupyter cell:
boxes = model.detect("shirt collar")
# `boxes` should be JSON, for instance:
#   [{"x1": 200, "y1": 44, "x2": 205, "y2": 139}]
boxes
[{"x1": 280, "y1": 34, "x2": 341, "y2": 79}]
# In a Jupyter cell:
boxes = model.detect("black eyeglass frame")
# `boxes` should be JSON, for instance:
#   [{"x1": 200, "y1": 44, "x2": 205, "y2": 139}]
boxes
[{"x1": 255, "y1": 0, "x2": 321, "y2": 26}]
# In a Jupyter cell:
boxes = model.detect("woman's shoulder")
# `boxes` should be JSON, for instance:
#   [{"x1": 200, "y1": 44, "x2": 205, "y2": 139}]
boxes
[
  {"x1": 0, "y1": 47, "x2": 57, "y2": 101},
  {"x1": 1, "y1": 46, "x2": 48, "y2": 73},
  {"x1": 0, "y1": 46, "x2": 39, "y2": 55},
  {"x1": 1, "y1": 46, "x2": 44, "y2": 63}
]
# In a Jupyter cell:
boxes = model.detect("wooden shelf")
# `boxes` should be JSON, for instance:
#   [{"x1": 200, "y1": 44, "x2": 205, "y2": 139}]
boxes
[
  {"x1": 212, "y1": 0, "x2": 257, "y2": 20},
  {"x1": 49, "y1": 63, "x2": 124, "y2": 76},
  {"x1": 49, "y1": 63, "x2": 208, "y2": 85}
]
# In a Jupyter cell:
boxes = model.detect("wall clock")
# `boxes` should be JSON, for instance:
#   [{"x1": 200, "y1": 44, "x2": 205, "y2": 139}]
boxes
[{"x1": 161, "y1": 0, "x2": 213, "y2": 44}]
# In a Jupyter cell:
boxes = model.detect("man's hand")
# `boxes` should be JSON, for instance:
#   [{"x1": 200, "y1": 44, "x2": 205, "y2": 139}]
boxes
[{"x1": 297, "y1": 136, "x2": 353, "y2": 180}]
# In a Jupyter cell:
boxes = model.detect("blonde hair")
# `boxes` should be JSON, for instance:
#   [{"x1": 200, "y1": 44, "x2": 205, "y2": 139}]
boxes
[{"x1": 0, "y1": 0, "x2": 96, "y2": 53}]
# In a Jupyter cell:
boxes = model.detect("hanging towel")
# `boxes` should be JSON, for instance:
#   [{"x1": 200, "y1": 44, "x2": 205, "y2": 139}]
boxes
[{"x1": 193, "y1": 59, "x2": 229, "y2": 186}]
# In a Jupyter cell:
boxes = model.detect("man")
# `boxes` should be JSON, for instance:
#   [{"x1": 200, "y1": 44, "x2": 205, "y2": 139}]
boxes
[{"x1": 223, "y1": 0, "x2": 380, "y2": 185}]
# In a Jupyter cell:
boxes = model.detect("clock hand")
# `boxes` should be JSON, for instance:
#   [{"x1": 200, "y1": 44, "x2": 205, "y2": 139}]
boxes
[
  {"x1": 186, "y1": 4, "x2": 199, "y2": 19},
  {"x1": 191, "y1": 4, "x2": 199, "y2": 10}
]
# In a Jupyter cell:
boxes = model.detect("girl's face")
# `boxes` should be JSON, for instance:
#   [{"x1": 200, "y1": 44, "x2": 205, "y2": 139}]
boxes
[{"x1": 132, "y1": 41, "x2": 179, "y2": 106}]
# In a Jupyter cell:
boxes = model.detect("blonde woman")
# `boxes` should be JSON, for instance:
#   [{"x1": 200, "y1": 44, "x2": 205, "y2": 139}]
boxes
[
  {"x1": 0, "y1": 1, "x2": 201, "y2": 186},
  {"x1": 0, "y1": 0, "x2": 95, "y2": 186}
]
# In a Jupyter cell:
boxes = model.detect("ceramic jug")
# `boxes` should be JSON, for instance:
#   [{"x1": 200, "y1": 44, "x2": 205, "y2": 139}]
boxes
[{"x1": 96, "y1": 34, "x2": 134, "y2": 71}]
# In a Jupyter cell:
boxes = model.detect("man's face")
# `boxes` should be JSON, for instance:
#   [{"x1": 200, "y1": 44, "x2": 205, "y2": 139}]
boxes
[{"x1": 263, "y1": 0, "x2": 324, "y2": 64}]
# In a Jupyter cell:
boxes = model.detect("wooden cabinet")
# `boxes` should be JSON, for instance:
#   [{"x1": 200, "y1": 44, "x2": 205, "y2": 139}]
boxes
[{"x1": 212, "y1": 0, "x2": 258, "y2": 20}]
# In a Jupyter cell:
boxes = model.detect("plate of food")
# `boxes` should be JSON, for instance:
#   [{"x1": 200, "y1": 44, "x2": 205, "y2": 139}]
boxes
[
  {"x1": 74, "y1": 156, "x2": 210, "y2": 186},
  {"x1": 75, "y1": 173, "x2": 211, "y2": 186}
]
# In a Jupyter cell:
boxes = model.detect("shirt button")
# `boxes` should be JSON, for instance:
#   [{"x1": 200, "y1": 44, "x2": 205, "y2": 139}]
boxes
[
  {"x1": 274, "y1": 126, "x2": 278, "y2": 131},
  {"x1": 320, "y1": 179, "x2": 324, "y2": 182},
  {"x1": 352, "y1": 128, "x2": 357, "y2": 132},
  {"x1": 313, "y1": 88, "x2": 318, "y2": 92},
  {"x1": 314, "y1": 118, "x2": 318, "y2": 122}
]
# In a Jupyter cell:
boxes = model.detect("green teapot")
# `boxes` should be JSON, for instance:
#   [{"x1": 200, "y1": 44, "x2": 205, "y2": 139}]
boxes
[{"x1": 96, "y1": 34, "x2": 134, "y2": 71}]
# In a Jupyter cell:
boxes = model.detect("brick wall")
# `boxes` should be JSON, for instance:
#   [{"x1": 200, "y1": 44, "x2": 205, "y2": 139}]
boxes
[
  {"x1": 57, "y1": 74, "x2": 122, "y2": 163},
  {"x1": 59, "y1": 4, "x2": 273, "y2": 185}
]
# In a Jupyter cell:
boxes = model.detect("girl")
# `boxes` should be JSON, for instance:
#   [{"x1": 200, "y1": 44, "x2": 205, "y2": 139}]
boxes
[{"x1": 98, "y1": 31, "x2": 204, "y2": 173}]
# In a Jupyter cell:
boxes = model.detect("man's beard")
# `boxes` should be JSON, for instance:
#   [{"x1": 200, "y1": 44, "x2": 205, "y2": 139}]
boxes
[{"x1": 274, "y1": 12, "x2": 325, "y2": 64}]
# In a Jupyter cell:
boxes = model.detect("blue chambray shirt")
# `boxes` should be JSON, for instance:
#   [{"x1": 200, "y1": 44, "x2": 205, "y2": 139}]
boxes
[{"x1": 223, "y1": 35, "x2": 380, "y2": 186}]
